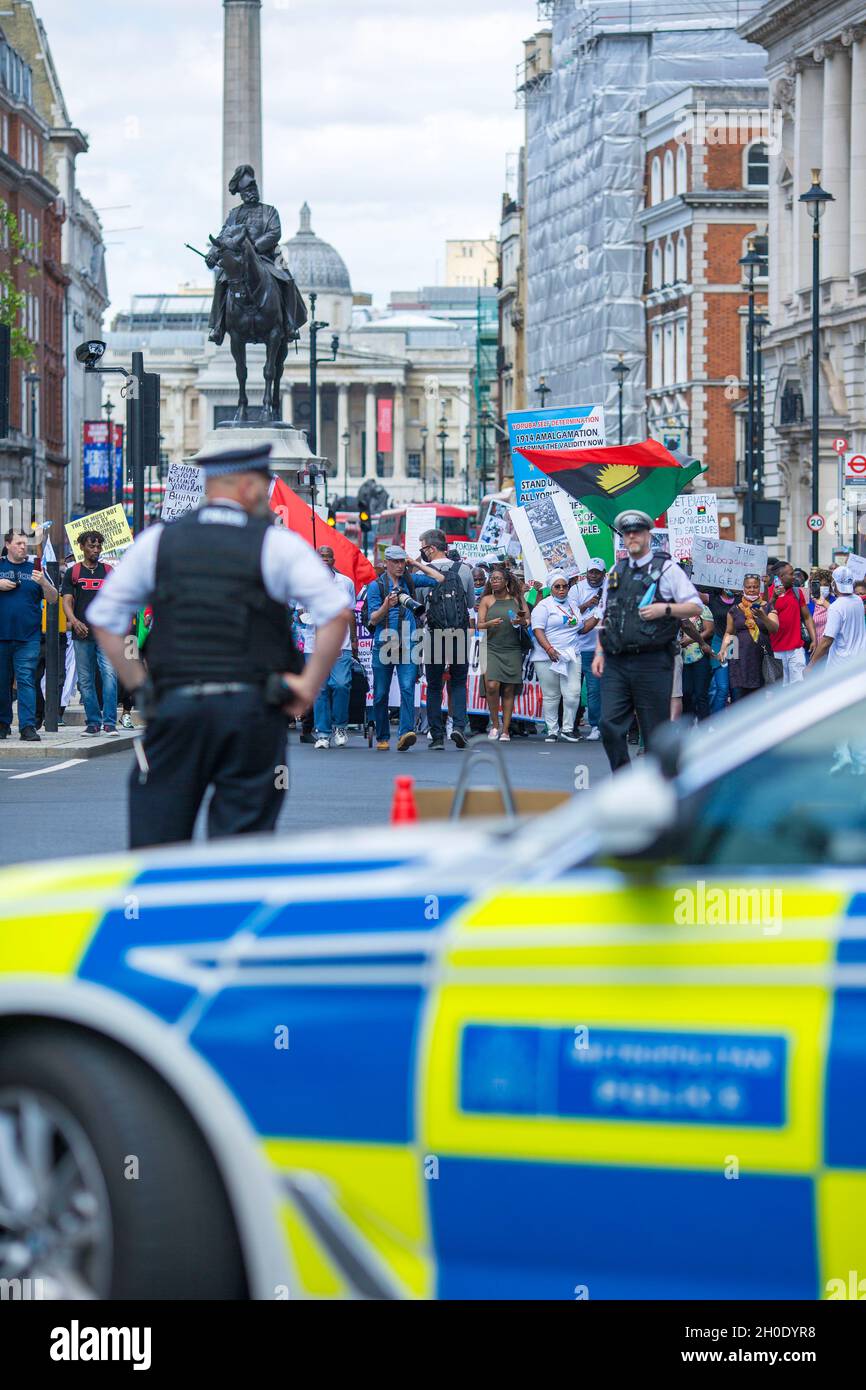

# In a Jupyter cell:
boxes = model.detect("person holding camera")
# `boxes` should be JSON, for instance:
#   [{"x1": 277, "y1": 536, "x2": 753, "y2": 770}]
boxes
[
  {"x1": 363, "y1": 544, "x2": 443, "y2": 752},
  {"x1": 88, "y1": 443, "x2": 349, "y2": 847}
]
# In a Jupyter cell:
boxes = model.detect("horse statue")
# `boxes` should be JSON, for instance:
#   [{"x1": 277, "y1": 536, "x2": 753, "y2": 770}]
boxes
[{"x1": 205, "y1": 164, "x2": 307, "y2": 424}]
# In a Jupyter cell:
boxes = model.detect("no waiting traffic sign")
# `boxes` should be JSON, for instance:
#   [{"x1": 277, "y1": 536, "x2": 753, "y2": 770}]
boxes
[{"x1": 807, "y1": 513, "x2": 825, "y2": 532}]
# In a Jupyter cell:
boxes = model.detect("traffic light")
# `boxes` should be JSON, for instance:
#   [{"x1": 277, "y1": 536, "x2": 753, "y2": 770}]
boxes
[
  {"x1": 359, "y1": 509, "x2": 371, "y2": 533},
  {"x1": 326, "y1": 508, "x2": 337, "y2": 528}
]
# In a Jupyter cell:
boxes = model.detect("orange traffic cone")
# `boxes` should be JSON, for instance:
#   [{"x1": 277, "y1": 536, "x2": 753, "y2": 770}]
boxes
[{"x1": 391, "y1": 775, "x2": 419, "y2": 824}]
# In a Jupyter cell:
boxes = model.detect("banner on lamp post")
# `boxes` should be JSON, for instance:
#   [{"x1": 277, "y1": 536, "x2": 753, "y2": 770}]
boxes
[
  {"x1": 83, "y1": 422, "x2": 124, "y2": 511},
  {"x1": 377, "y1": 398, "x2": 393, "y2": 454}
]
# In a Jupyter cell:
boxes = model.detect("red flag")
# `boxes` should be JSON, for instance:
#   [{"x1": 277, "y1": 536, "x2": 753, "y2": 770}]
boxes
[{"x1": 269, "y1": 476, "x2": 376, "y2": 594}]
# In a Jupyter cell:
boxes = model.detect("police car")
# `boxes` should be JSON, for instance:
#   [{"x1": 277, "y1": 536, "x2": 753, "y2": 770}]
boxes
[{"x1": 0, "y1": 660, "x2": 864, "y2": 1300}]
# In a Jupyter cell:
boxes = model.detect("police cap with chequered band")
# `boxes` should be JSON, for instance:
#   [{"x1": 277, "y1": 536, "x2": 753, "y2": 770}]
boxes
[
  {"x1": 613, "y1": 509, "x2": 654, "y2": 534},
  {"x1": 197, "y1": 442, "x2": 273, "y2": 478}
]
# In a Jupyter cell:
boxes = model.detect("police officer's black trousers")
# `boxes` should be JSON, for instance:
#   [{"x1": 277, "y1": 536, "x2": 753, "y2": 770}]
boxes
[
  {"x1": 129, "y1": 688, "x2": 288, "y2": 848},
  {"x1": 600, "y1": 650, "x2": 674, "y2": 772}
]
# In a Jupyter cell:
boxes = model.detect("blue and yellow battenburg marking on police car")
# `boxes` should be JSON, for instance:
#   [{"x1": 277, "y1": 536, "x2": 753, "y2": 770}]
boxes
[{"x1": 1, "y1": 856, "x2": 864, "y2": 1299}]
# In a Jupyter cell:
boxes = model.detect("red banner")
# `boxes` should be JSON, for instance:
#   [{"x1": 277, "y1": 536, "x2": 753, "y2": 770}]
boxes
[{"x1": 377, "y1": 398, "x2": 393, "y2": 454}]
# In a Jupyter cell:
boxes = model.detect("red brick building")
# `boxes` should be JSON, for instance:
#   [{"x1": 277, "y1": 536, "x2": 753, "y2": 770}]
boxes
[
  {"x1": 0, "y1": 23, "x2": 66, "y2": 531},
  {"x1": 641, "y1": 84, "x2": 769, "y2": 539}
]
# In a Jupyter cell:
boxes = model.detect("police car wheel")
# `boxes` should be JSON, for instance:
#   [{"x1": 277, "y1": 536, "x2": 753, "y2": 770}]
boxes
[{"x1": 0, "y1": 1024, "x2": 248, "y2": 1300}]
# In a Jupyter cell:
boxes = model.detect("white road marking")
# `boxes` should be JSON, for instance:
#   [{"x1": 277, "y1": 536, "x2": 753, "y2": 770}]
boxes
[{"x1": 8, "y1": 759, "x2": 87, "y2": 780}]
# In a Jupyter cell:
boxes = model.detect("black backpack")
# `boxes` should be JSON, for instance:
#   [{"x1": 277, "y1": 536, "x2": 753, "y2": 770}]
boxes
[
  {"x1": 425, "y1": 561, "x2": 470, "y2": 631},
  {"x1": 361, "y1": 572, "x2": 415, "y2": 632}
]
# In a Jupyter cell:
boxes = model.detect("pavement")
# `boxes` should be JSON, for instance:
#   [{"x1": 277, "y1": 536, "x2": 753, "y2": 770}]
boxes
[
  {"x1": 0, "y1": 729, "x2": 611, "y2": 867},
  {"x1": 0, "y1": 727, "x2": 141, "y2": 761}
]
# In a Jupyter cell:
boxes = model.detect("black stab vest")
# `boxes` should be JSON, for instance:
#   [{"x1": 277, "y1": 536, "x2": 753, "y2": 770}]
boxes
[
  {"x1": 600, "y1": 555, "x2": 680, "y2": 656},
  {"x1": 146, "y1": 503, "x2": 299, "y2": 689}
]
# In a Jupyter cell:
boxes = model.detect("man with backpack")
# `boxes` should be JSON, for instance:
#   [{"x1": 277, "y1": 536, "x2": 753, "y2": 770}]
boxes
[
  {"x1": 412, "y1": 528, "x2": 474, "y2": 751},
  {"x1": 363, "y1": 545, "x2": 432, "y2": 751}
]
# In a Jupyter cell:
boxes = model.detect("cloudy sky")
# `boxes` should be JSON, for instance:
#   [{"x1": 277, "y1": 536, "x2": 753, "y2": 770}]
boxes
[{"x1": 36, "y1": 0, "x2": 533, "y2": 317}]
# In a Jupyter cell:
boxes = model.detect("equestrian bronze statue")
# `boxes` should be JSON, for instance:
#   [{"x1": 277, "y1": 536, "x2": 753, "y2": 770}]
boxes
[{"x1": 206, "y1": 165, "x2": 308, "y2": 423}]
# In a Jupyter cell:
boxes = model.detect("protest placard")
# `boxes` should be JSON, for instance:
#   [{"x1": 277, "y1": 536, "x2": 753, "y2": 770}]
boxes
[
  {"x1": 66, "y1": 504, "x2": 134, "y2": 562},
  {"x1": 161, "y1": 462, "x2": 205, "y2": 522},
  {"x1": 845, "y1": 553, "x2": 866, "y2": 582},
  {"x1": 507, "y1": 404, "x2": 614, "y2": 572},
  {"x1": 691, "y1": 536, "x2": 767, "y2": 592},
  {"x1": 666, "y1": 493, "x2": 719, "y2": 560}
]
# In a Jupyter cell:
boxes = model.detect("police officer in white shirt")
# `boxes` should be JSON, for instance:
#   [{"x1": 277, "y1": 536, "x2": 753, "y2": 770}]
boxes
[
  {"x1": 88, "y1": 442, "x2": 350, "y2": 847},
  {"x1": 592, "y1": 509, "x2": 701, "y2": 771}
]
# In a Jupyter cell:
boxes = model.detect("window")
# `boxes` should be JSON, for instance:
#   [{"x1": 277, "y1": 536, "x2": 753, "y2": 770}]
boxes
[
  {"x1": 664, "y1": 238, "x2": 675, "y2": 286},
  {"x1": 407, "y1": 452, "x2": 421, "y2": 479},
  {"x1": 409, "y1": 396, "x2": 421, "y2": 422},
  {"x1": 676, "y1": 231, "x2": 688, "y2": 283},
  {"x1": 651, "y1": 326, "x2": 662, "y2": 387},
  {"x1": 663, "y1": 149, "x2": 675, "y2": 201},
  {"x1": 445, "y1": 454, "x2": 455, "y2": 478},
  {"x1": 676, "y1": 143, "x2": 688, "y2": 195},
  {"x1": 746, "y1": 141, "x2": 769, "y2": 188},
  {"x1": 33, "y1": 292, "x2": 39, "y2": 344},
  {"x1": 754, "y1": 233, "x2": 769, "y2": 282},
  {"x1": 651, "y1": 243, "x2": 662, "y2": 290},
  {"x1": 676, "y1": 321, "x2": 687, "y2": 382},
  {"x1": 676, "y1": 697, "x2": 866, "y2": 868},
  {"x1": 650, "y1": 156, "x2": 662, "y2": 206},
  {"x1": 663, "y1": 323, "x2": 674, "y2": 385}
]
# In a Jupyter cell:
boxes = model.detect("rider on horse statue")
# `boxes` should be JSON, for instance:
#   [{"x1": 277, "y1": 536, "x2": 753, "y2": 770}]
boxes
[{"x1": 207, "y1": 164, "x2": 307, "y2": 346}]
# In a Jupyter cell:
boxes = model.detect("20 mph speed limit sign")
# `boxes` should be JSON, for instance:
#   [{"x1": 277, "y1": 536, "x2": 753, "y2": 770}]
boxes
[{"x1": 807, "y1": 513, "x2": 826, "y2": 532}]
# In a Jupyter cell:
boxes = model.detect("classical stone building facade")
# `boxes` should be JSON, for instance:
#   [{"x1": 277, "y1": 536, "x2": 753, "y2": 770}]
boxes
[{"x1": 741, "y1": 0, "x2": 866, "y2": 562}]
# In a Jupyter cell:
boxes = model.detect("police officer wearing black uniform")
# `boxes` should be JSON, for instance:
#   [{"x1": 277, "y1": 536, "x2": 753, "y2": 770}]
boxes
[
  {"x1": 592, "y1": 508, "x2": 701, "y2": 772},
  {"x1": 89, "y1": 442, "x2": 350, "y2": 847}
]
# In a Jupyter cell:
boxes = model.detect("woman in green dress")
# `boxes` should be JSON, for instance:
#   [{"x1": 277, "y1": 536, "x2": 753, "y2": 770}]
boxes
[{"x1": 475, "y1": 566, "x2": 529, "y2": 741}]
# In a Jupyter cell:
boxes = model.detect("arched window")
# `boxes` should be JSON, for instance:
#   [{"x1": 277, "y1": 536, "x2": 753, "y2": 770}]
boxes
[
  {"x1": 651, "y1": 156, "x2": 662, "y2": 206},
  {"x1": 746, "y1": 141, "x2": 769, "y2": 188},
  {"x1": 664, "y1": 238, "x2": 675, "y2": 286},
  {"x1": 663, "y1": 149, "x2": 675, "y2": 201},
  {"x1": 651, "y1": 243, "x2": 662, "y2": 289},
  {"x1": 676, "y1": 143, "x2": 688, "y2": 194},
  {"x1": 676, "y1": 231, "x2": 688, "y2": 283}
]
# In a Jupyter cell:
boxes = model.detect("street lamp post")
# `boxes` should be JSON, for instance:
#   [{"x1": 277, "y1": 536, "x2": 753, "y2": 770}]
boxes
[
  {"x1": 25, "y1": 372, "x2": 40, "y2": 528},
  {"x1": 535, "y1": 376, "x2": 551, "y2": 409},
  {"x1": 754, "y1": 312, "x2": 769, "y2": 498},
  {"x1": 739, "y1": 238, "x2": 764, "y2": 544},
  {"x1": 611, "y1": 354, "x2": 630, "y2": 446},
  {"x1": 463, "y1": 428, "x2": 471, "y2": 503},
  {"x1": 437, "y1": 411, "x2": 448, "y2": 503},
  {"x1": 479, "y1": 407, "x2": 490, "y2": 502},
  {"x1": 341, "y1": 429, "x2": 350, "y2": 502},
  {"x1": 103, "y1": 395, "x2": 116, "y2": 506},
  {"x1": 799, "y1": 168, "x2": 834, "y2": 566}
]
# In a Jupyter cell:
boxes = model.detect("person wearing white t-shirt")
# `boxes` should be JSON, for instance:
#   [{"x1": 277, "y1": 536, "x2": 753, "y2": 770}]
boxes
[
  {"x1": 571, "y1": 558, "x2": 607, "y2": 740},
  {"x1": 531, "y1": 571, "x2": 596, "y2": 742},
  {"x1": 808, "y1": 566, "x2": 866, "y2": 672},
  {"x1": 312, "y1": 545, "x2": 359, "y2": 748}
]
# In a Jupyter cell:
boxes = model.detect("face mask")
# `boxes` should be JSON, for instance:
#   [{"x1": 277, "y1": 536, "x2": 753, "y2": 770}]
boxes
[
  {"x1": 474, "y1": 586, "x2": 485, "y2": 599},
  {"x1": 820, "y1": 586, "x2": 830, "y2": 598},
  {"x1": 553, "y1": 593, "x2": 568, "y2": 604}
]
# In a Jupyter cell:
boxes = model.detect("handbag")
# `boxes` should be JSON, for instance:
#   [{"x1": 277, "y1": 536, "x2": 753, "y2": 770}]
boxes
[{"x1": 761, "y1": 648, "x2": 783, "y2": 685}]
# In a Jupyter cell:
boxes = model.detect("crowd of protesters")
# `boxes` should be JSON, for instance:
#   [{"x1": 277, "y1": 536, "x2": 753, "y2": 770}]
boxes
[
  {"x1": 1, "y1": 526, "x2": 133, "y2": 741},
  {"x1": 292, "y1": 530, "x2": 866, "y2": 757}
]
